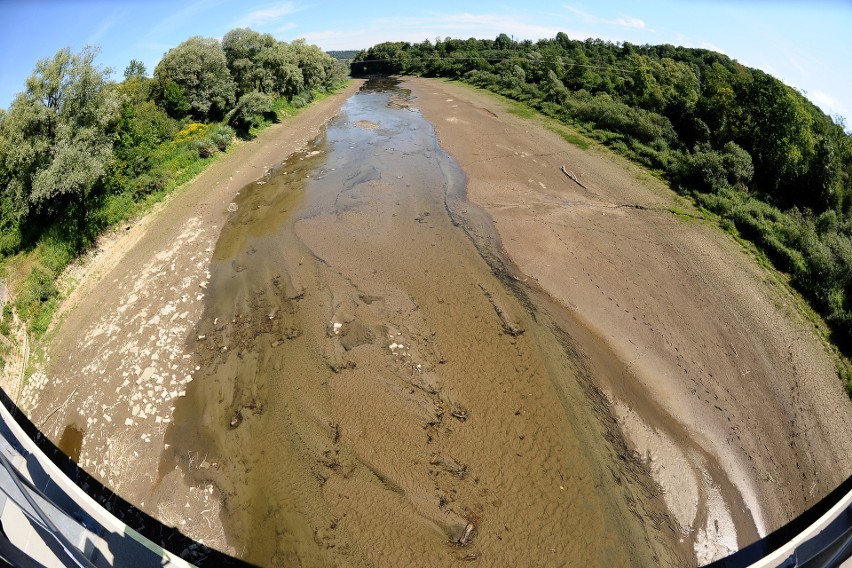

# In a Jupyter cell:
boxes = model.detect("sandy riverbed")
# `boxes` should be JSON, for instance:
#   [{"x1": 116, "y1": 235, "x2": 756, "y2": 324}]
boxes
[
  {"x1": 406, "y1": 76, "x2": 852, "y2": 563},
  {"x1": 14, "y1": 77, "x2": 852, "y2": 567}
]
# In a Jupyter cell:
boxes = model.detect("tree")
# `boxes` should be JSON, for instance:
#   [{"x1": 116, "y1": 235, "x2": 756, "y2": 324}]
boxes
[
  {"x1": 736, "y1": 70, "x2": 815, "y2": 199},
  {"x1": 124, "y1": 59, "x2": 147, "y2": 79},
  {"x1": 264, "y1": 44, "x2": 304, "y2": 96},
  {"x1": 289, "y1": 39, "x2": 334, "y2": 91},
  {"x1": 222, "y1": 28, "x2": 304, "y2": 98},
  {"x1": 154, "y1": 36, "x2": 235, "y2": 120},
  {"x1": 223, "y1": 28, "x2": 276, "y2": 96},
  {"x1": 227, "y1": 91, "x2": 274, "y2": 133},
  {"x1": 159, "y1": 80, "x2": 190, "y2": 117},
  {"x1": 1, "y1": 46, "x2": 117, "y2": 226}
]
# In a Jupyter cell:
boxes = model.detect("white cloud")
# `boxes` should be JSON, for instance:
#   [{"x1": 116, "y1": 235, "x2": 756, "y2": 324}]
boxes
[
  {"x1": 147, "y1": 0, "x2": 229, "y2": 40},
  {"x1": 88, "y1": 11, "x2": 126, "y2": 44},
  {"x1": 698, "y1": 42, "x2": 726, "y2": 54},
  {"x1": 810, "y1": 90, "x2": 848, "y2": 119},
  {"x1": 564, "y1": 5, "x2": 646, "y2": 30},
  {"x1": 294, "y1": 13, "x2": 562, "y2": 50},
  {"x1": 276, "y1": 22, "x2": 298, "y2": 33},
  {"x1": 614, "y1": 16, "x2": 645, "y2": 29},
  {"x1": 233, "y1": 2, "x2": 301, "y2": 28},
  {"x1": 671, "y1": 33, "x2": 727, "y2": 55},
  {"x1": 564, "y1": 5, "x2": 598, "y2": 24}
]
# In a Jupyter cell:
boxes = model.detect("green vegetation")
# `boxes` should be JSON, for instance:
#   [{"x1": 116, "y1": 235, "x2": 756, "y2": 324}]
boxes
[
  {"x1": 0, "y1": 30, "x2": 348, "y2": 338},
  {"x1": 353, "y1": 34, "x2": 852, "y2": 361},
  {"x1": 327, "y1": 50, "x2": 359, "y2": 61}
]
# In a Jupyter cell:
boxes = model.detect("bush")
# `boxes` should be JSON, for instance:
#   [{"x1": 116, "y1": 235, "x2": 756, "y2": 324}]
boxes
[
  {"x1": 227, "y1": 91, "x2": 275, "y2": 134},
  {"x1": 208, "y1": 124, "x2": 234, "y2": 151},
  {"x1": 175, "y1": 122, "x2": 233, "y2": 158},
  {"x1": 677, "y1": 142, "x2": 754, "y2": 193},
  {"x1": 0, "y1": 303, "x2": 12, "y2": 337},
  {"x1": 15, "y1": 267, "x2": 58, "y2": 324},
  {"x1": 291, "y1": 93, "x2": 311, "y2": 108},
  {"x1": 176, "y1": 122, "x2": 209, "y2": 140}
]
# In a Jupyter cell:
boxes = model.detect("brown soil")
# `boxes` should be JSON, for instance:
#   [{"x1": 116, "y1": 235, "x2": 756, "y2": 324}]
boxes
[{"x1": 15, "y1": 76, "x2": 852, "y2": 568}]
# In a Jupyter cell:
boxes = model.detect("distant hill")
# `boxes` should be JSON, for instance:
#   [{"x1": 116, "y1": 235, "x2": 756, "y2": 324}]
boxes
[{"x1": 327, "y1": 50, "x2": 359, "y2": 61}]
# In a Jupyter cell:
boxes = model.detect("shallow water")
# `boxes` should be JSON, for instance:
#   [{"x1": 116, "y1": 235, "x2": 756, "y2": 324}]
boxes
[
  {"x1": 161, "y1": 79, "x2": 686, "y2": 567},
  {"x1": 58, "y1": 423, "x2": 84, "y2": 463}
]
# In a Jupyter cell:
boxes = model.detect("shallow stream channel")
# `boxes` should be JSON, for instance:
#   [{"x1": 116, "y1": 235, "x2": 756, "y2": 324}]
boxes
[{"x1": 160, "y1": 78, "x2": 690, "y2": 567}]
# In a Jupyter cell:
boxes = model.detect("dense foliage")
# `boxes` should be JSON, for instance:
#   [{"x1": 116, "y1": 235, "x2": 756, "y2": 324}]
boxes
[
  {"x1": 327, "y1": 50, "x2": 359, "y2": 61},
  {"x1": 0, "y1": 31, "x2": 347, "y2": 336},
  {"x1": 353, "y1": 35, "x2": 852, "y2": 358}
]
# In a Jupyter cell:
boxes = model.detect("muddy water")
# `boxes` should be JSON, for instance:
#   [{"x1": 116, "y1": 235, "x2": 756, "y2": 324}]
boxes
[
  {"x1": 162, "y1": 79, "x2": 688, "y2": 567},
  {"x1": 58, "y1": 423, "x2": 84, "y2": 463}
]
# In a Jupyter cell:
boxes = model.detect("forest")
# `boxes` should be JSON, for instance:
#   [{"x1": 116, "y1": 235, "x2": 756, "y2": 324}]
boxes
[
  {"x1": 0, "y1": 29, "x2": 347, "y2": 339},
  {"x1": 353, "y1": 34, "x2": 852, "y2": 373}
]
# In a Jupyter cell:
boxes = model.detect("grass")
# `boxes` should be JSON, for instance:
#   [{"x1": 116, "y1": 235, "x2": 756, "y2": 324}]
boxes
[
  {"x1": 506, "y1": 101, "x2": 537, "y2": 119},
  {"x1": 666, "y1": 206, "x2": 691, "y2": 218},
  {"x1": 841, "y1": 366, "x2": 852, "y2": 398},
  {"x1": 546, "y1": 124, "x2": 592, "y2": 150}
]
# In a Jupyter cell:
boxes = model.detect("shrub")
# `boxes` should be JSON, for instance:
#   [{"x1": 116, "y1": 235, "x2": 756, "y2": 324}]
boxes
[
  {"x1": 227, "y1": 91, "x2": 275, "y2": 134},
  {"x1": 176, "y1": 122, "x2": 209, "y2": 141},
  {"x1": 208, "y1": 124, "x2": 234, "y2": 151}
]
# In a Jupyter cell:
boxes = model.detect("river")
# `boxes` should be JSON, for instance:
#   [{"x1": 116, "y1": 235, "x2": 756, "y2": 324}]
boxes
[{"x1": 161, "y1": 78, "x2": 688, "y2": 567}]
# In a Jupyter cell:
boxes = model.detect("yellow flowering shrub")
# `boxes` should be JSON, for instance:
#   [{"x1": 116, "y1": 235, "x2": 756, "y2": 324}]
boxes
[{"x1": 176, "y1": 122, "x2": 208, "y2": 140}]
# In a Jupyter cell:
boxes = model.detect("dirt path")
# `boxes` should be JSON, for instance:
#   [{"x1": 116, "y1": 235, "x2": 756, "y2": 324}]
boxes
[
  {"x1": 19, "y1": 81, "x2": 362, "y2": 553},
  {"x1": 406, "y1": 77, "x2": 852, "y2": 563}
]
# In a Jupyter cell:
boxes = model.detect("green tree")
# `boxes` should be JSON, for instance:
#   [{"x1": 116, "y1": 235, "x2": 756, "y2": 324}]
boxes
[
  {"x1": 124, "y1": 59, "x2": 147, "y2": 79},
  {"x1": 1, "y1": 46, "x2": 117, "y2": 225},
  {"x1": 227, "y1": 91, "x2": 274, "y2": 133},
  {"x1": 289, "y1": 39, "x2": 334, "y2": 91},
  {"x1": 222, "y1": 28, "x2": 304, "y2": 98},
  {"x1": 154, "y1": 36, "x2": 235, "y2": 120},
  {"x1": 223, "y1": 28, "x2": 276, "y2": 96},
  {"x1": 159, "y1": 80, "x2": 191, "y2": 118},
  {"x1": 736, "y1": 71, "x2": 814, "y2": 194}
]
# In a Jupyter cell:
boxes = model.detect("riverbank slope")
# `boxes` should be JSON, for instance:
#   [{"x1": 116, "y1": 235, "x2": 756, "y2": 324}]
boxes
[{"x1": 407, "y1": 76, "x2": 852, "y2": 563}]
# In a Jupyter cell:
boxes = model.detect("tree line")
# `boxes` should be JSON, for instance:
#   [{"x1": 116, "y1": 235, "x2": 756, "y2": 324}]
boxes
[
  {"x1": 0, "y1": 29, "x2": 347, "y2": 336},
  {"x1": 353, "y1": 34, "x2": 852, "y2": 367}
]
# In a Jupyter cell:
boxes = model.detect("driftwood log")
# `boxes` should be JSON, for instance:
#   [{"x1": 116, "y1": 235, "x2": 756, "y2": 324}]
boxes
[{"x1": 561, "y1": 164, "x2": 588, "y2": 190}]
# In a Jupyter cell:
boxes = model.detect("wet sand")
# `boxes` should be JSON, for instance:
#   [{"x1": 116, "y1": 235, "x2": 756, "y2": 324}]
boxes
[{"x1": 162, "y1": 79, "x2": 689, "y2": 567}]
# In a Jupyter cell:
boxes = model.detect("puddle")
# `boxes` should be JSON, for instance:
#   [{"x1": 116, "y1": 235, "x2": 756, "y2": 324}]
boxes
[
  {"x1": 161, "y1": 78, "x2": 688, "y2": 566},
  {"x1": 58, "y1": 423, "x2": 84, "y2": 463}
]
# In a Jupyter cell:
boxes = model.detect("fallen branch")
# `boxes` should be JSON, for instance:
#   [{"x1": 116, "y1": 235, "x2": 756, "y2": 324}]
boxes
[
  {"x1": 41, "y1": 386, "x2": 79, "y2": 428},
  {"x1": 561, "y1": 164, "x2": 588, "y2": 190}
]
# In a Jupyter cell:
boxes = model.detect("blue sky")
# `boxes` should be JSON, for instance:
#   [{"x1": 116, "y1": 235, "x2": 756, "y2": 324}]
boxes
[{"x1": 1, "y1": 0, "x2": 850, "y2": 124}]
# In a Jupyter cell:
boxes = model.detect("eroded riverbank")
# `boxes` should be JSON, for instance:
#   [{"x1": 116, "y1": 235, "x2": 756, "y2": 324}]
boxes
[{"x1": 161, "y1": 78, "x2": 689, "y2": 566}]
